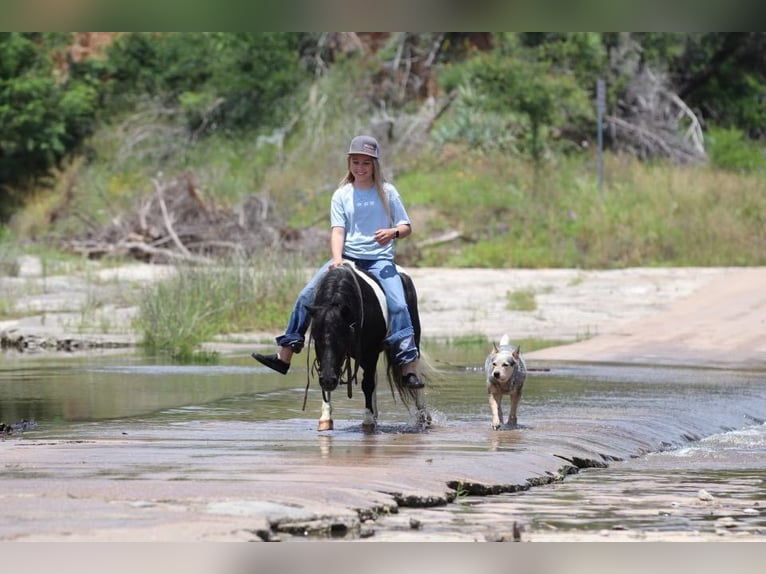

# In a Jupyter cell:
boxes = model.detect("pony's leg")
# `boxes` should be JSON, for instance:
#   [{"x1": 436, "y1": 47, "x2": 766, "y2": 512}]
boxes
[
  {"x1": 361, "y1": 369, "x2": 377, "y2": 433},
  {"x1": 414, "y1": 388, "x2": 431, "y2": 427},
  {"x1": 318, "y1": 392, "x2": 333, "y2": 431}
]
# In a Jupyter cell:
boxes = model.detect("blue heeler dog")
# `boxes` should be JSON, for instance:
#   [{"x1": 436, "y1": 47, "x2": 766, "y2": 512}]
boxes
[{"x1": 485, "y1": 334, "x2": 527, "y2": 429}]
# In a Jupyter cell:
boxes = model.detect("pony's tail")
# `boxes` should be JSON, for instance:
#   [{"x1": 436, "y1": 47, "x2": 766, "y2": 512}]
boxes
[{"x1": 385, "y1": 348, "x2": 436, "y2": 407}]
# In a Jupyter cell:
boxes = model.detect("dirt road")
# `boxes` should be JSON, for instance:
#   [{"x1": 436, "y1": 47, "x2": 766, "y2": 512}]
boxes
[{"x1": 407, "y1": 266, "x2": 766, "y2": 369}]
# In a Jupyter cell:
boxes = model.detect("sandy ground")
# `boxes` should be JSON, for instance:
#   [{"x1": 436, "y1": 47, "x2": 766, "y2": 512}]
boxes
[{"x1": 405, "y1": 266, "x2": 766, "y2": 369}]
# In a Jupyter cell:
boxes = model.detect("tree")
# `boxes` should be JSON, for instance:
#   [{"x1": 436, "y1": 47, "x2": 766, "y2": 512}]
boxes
[
  {"x1": 0, "y1": 33, "x2": 98, "y2": 220},
  {"x1": 466, "y1": 51, "x2": 593, "y2": 163},
  {"x1": 102, "y1": 32, "x2": 309, "y2": 134}
]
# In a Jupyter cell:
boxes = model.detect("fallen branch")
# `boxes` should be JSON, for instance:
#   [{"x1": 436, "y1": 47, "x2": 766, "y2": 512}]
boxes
[
  {"x1": 419, "y1": 230, "x2": 465, "y2": 248},
  {"x1": 153, "y1": 177, "x2": 192, "y2": 258}
]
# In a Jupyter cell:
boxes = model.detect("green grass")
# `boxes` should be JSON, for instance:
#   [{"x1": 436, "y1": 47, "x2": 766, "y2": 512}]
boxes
[
  {"x1": 505, "y1": 288, "x2": 537, "y2": 311},
  {"x1": 134, "y1": 254, "x2": 305, "y2": 361},
  {"x1": 422, "y1": 335, "x2": 573, "y2": 356},
  {"x1": 397, "y1": 150, "x2": 766, "y2": 268}
]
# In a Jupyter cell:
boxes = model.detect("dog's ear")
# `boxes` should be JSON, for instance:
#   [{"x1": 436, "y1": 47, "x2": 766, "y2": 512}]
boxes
[
  {"x1": 492, "y1": 342, "x2": 499, "y2": 354},
  {"x1": 513, "y1": 346, "x2": 521, "y2": 359}
]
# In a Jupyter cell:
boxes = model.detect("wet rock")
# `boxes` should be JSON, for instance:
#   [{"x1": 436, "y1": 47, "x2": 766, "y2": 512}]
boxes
[
  {"x1": 1, "y1": 329, "x2": 132, "y2": 353},
  {"x1": 715, "y1": 516, "x2": 738, "y2": 529},
  {"x1": 254, "y1": 528, "x2": 281, "y2": 542},
  {"x1": 697, "y1": 489, "x2": 715, "y2": 501},
  {"x1": 393, "y1": 492, "x2": 449, "y2": 507},
  {"x1": 513, "y1": 521, "x2": 523, "y2": 541},
  {"x1": 0, "y1": 419, "x2": 37, "y2": 436},
  {"x1": 276, "y1": 518, "x2": 358, "y2": 538}
]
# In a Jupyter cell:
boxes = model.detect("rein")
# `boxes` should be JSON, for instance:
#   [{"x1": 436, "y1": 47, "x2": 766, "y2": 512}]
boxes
[{"x1": 340, "y1": 262, "x2": 365, "y2": 398}]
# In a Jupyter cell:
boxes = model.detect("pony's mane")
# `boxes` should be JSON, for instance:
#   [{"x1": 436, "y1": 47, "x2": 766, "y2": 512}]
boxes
[
  {"x1": 310, "y1": 267, "x2": 362, "y2": 329},
  {"x1": 314, "y1": 267, "x2": 360, "y2": 307}
]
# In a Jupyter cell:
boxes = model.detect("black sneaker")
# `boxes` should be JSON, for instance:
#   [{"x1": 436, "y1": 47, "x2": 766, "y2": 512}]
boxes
[
  {"x1": 252, "y1": 352, "x2": 290, "y2": 374},
  {"x1": 402, "y1": 372, "x2": 424, "y2": 389}
]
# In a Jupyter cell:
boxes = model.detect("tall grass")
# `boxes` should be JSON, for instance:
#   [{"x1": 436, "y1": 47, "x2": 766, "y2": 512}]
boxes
[
  {"x1": 0, "y1": 228, "x2": 20, "y2": 277},
  {"x1": 397, "y1": 149, "x2": 766, "y2": 268},
  {"x1": 135, "y1": 254, "x2": 306, "y2": 361}
]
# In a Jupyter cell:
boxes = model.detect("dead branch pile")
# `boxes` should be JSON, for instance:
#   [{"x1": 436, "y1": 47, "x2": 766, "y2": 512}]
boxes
[
  {"x1": 64, "y1": 173, "x2": 328, "y2": 264},
  {"x1": 608, "y1": 67, "x2": 707, "y2": 164}
]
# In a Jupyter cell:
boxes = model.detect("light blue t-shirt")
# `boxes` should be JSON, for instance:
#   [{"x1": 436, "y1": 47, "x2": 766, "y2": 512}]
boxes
[{"x1": 330, "y1": 182, "x2": 410, "y2": 261}]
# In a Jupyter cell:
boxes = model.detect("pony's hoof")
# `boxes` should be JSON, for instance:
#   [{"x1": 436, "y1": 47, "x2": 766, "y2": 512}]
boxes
[
  {"x1": 416, "y1": 410, "x2": 432, "y2": 428},
  {"x1": 318, "y1": 420, "x2": 334, "y2": 431},
  {"x1": 361, "y1": 422, "x2": 377, "y2": 433}
]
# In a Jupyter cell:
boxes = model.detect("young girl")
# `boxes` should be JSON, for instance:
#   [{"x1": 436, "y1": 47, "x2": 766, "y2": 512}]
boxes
[{"x1": 252, "y1": 135, "x2": 423, "y2": 389}]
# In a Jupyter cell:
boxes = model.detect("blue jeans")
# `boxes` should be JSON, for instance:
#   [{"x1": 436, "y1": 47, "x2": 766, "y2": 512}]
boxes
[{"x1": 276, "y1": 259, "x2": 419, "y2": 365}]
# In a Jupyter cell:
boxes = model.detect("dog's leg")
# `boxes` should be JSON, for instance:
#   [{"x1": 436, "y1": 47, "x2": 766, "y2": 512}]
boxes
[
  {"x1": 488, "y1": 391, "x2": 502, "y2": 430},
  {"x1": 507, "y1": 389, "x2": 520, "y2": 428}
]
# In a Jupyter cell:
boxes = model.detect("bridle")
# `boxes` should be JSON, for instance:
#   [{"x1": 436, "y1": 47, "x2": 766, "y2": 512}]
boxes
[{"x1": 302, "y1": 263, "x2": 367, "y2": 409}]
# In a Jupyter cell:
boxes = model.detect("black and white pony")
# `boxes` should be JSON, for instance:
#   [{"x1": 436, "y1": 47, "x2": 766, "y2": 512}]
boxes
[{"x1": 306, "y1": 261, "x2": 428, "y2": 432}]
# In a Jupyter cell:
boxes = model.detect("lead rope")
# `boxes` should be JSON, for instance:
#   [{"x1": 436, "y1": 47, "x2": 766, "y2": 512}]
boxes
[{"x1": 301, "y1": 339, "x2": 316, "y2": 411}]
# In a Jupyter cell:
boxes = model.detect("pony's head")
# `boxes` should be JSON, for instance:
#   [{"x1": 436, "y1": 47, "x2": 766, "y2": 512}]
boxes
[
  {"x1": 310, "y1": 302, "x2": 355, "y2": 392},
  {"x1": 308, "y1": 267, "x2": 362, "y2": 393}
]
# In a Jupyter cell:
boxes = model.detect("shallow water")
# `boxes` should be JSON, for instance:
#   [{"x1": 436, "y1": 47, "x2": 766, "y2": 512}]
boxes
[{"x1": 1, "y1": 343, "x2": 765, "y2": 541}]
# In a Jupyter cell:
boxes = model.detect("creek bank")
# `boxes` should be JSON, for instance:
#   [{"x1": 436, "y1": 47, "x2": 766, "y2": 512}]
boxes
[{"x1": 1, "y1": 256, "x2": 747, "y2": 361}]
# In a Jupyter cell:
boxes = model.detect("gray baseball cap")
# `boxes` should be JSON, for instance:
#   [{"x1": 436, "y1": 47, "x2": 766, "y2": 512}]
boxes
[{"x1": 347, "y1": 135, "x2": 380, "y2": 158}]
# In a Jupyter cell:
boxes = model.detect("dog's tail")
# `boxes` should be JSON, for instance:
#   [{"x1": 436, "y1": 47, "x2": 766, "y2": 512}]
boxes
[{"x1": 499, "y1": 333, "x2": 511, "y2": 347}]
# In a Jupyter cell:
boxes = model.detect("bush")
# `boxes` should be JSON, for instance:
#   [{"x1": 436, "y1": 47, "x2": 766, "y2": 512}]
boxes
[
  {"x1": 706, "y1": 126, "x2": 766, "y2": 173},
  {"x1": 436, "y1": 50, "x2": 593, "y2": 162},
  {"x1": 103, "y1": 32, "x2": 309, "y2": 134},
  {"x1": 0, "y1": 33, "x2": 99, "y2": 219}
]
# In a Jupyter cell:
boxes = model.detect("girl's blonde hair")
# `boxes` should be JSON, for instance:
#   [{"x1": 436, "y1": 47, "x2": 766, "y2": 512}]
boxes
[{"x1": 340, "y1": 156, "x2": 391, "y2": 222}]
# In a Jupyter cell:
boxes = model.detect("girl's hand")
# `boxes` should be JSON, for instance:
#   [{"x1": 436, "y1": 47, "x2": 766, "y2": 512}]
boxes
[
  {"x1": 374, "y1": 228, "x2": 396, "y2": 245},
  {"x1": 329, "y1": 258, "x2": 344, "y2": 270}
]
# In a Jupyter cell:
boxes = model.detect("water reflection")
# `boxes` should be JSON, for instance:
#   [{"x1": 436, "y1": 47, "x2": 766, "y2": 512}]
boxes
[
  {"x1": 1, "y1": 346, "x2": 765, "y2": 458},
  {"x1": 3, "y1": 344, "x2": 766, "y2": 540}
]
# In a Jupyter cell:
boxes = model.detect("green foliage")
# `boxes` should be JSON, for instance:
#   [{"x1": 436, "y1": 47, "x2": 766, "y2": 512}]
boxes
[
  {"x1": 706, "y1": 126, "x2": 766, "y2": 173},
  {"x1": 0, "y1": 33, "x2": 99, "y2": 218},
  {"x1": 702, "y1": 70, "x2": 766, "y2": 137},
  {"x1": 667, "y1": 33, "x2": 766, "y2": 138},
  {"x1": 437, "y1": 50, "x2": 593, "y2": 162},
  {"x1": 505, "y1": 288, "x2": 537, "y2": 312},
  {"x1": 102, "y1": 32, "x2": 309, "y2": 133},
  {"x1": 0, "y1": 226, "x2": 20, "y2": 277},
  {"x1": 432, "y1": 84, "x2": 522, "y2": 153},
  {"x1": 400, "y1": 148, "x2": 766, "y2": 268},
  {"x1": 135, "y1": 255, "x2": 305, "y2": 361},
  {"x1": 521, "y1": 32, "x2": 607, "y2": 86}
]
